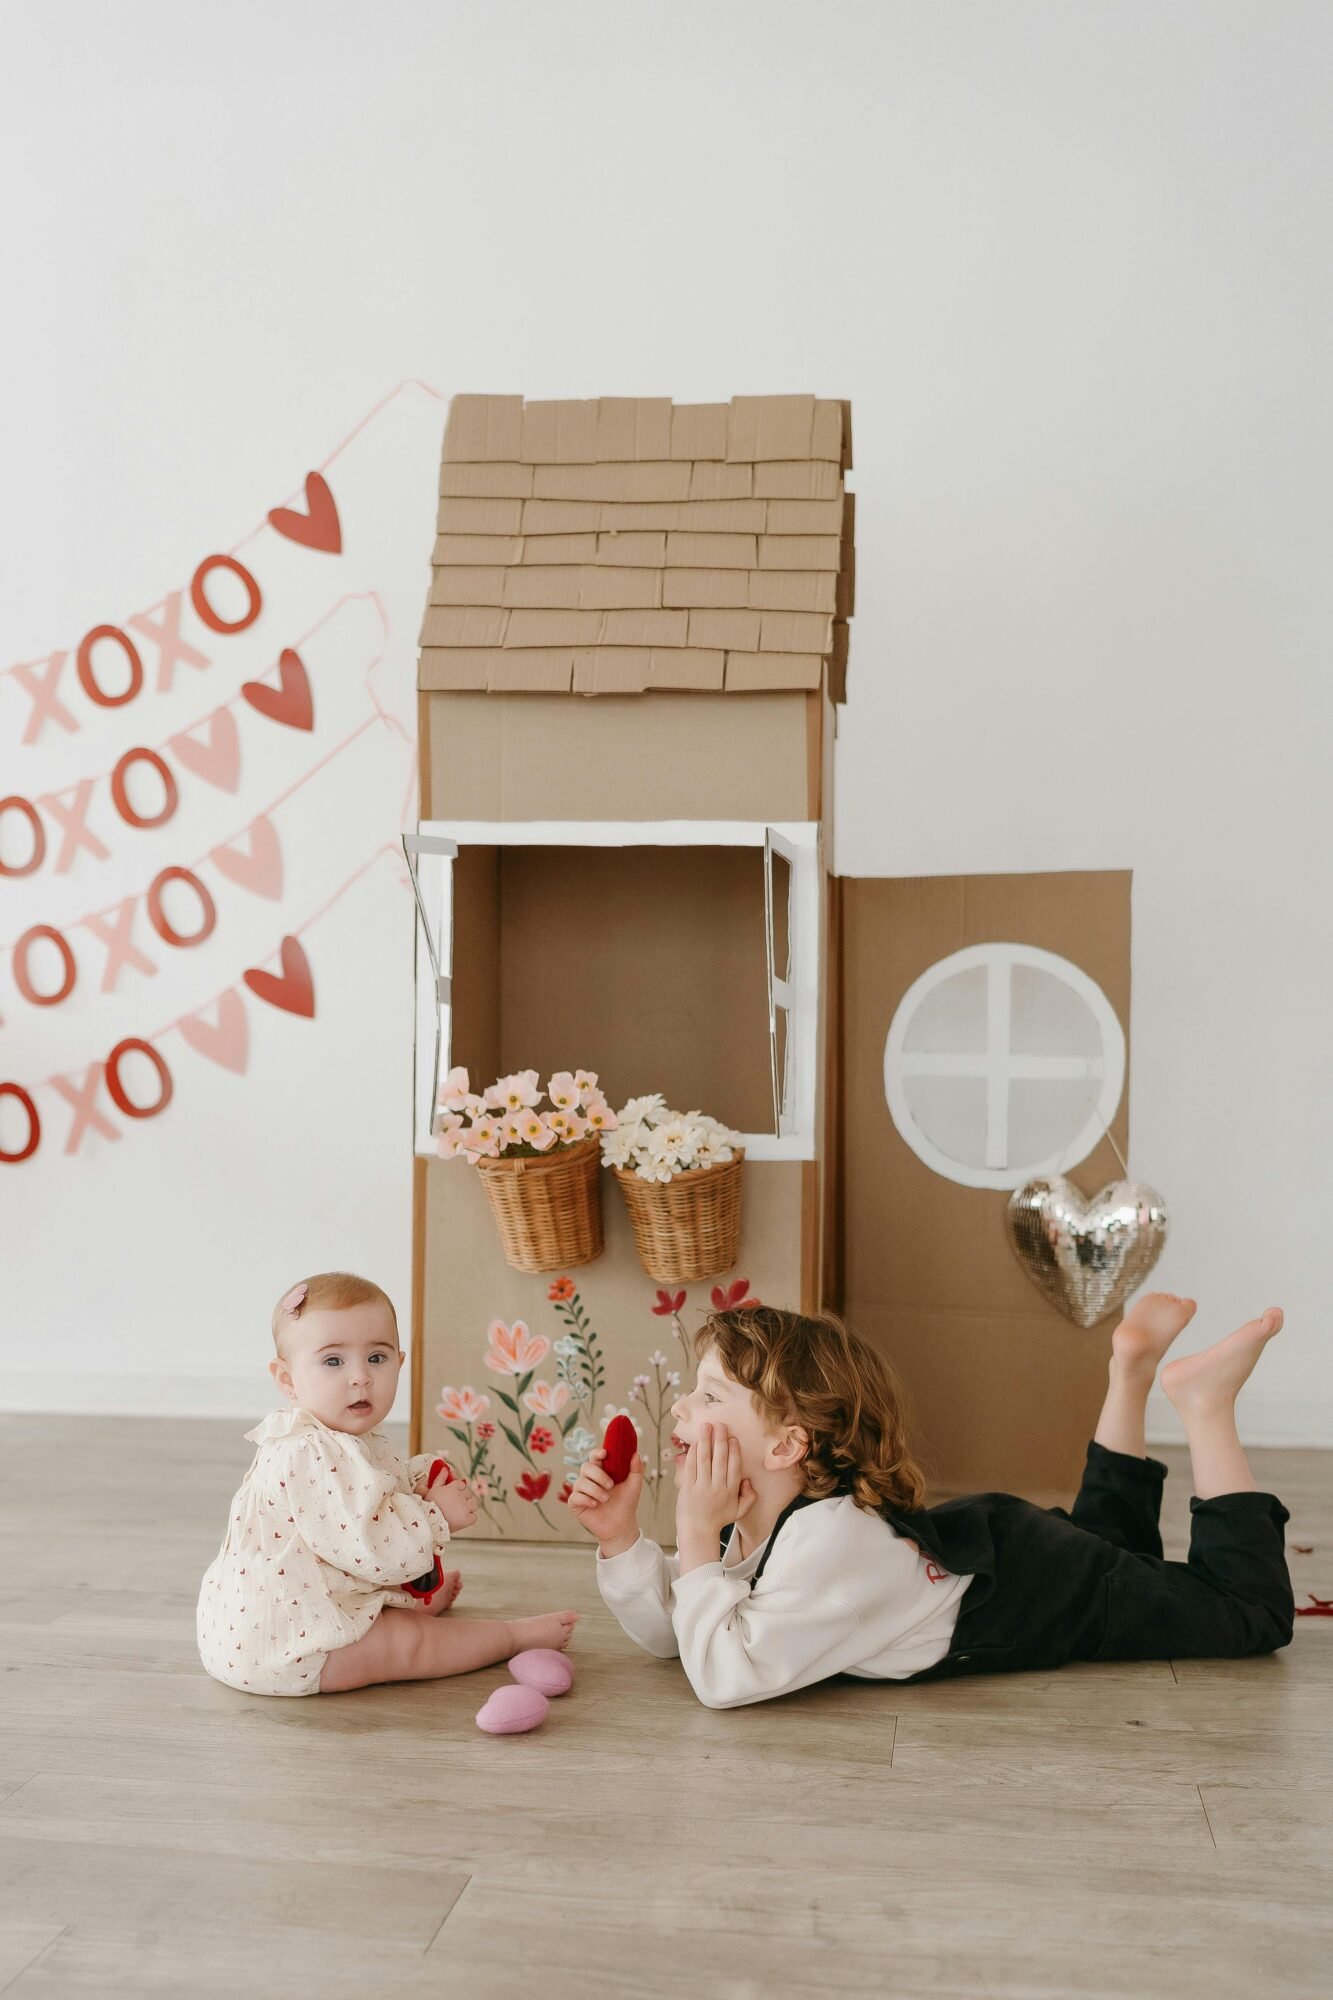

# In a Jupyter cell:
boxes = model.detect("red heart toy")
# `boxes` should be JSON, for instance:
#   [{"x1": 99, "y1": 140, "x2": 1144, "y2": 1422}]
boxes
[
  {"x1": 601, "y1": 1415, "x2": 638, "y2": 1486},
  {"x1": 427, "y1": 1458, "x2": 456, "y2": 1487}
]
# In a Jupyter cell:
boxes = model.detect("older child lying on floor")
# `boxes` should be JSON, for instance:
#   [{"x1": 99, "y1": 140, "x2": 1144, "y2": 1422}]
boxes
[{"x1": 567, "y1": 1295, "x2": 1293, "y2": 1709}]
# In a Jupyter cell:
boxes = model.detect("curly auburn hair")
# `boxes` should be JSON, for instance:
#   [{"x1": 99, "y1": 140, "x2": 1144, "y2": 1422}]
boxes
[{"x1": 695, "y1": 1306, "x2": 926, "y2": 1515}]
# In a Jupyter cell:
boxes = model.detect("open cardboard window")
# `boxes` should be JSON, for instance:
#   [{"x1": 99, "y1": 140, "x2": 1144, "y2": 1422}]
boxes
[{"x1": 405, "y1": 821, "x2": 819, "y2": 1158}]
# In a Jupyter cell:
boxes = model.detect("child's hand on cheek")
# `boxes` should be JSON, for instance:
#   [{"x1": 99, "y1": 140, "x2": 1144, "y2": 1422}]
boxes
[{"x1": 675, "y1": 1424, "x2": 756, "y2": 1553}]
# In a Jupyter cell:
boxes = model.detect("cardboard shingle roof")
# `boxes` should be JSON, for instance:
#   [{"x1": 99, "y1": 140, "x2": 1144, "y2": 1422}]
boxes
[{"x1": 418, "y1": 396, "x2": 854, "y2": 700}]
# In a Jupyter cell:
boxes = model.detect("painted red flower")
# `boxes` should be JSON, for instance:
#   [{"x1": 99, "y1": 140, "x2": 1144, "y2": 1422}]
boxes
[
  {"x1": 476, "y1": 1421, "x2": 496, "y2": 1440},
  {"x1": 652, "y1": 1288, "x2": 687, "y2": 1316},
  {"x1": 516, "y1": 1472, "x2": 551, "y2": 1503},
  {"x1": 710, "y1": 1278, "x2": 760, "y2": 1311},
  {"x1": 530, "y1": 1426, "x2": 555, "y2": 1455},
  {"x1": 548, "y1": 1276, "x2": 576, "y2": 1303},
  {"x1": 557, "y1": 1481, "x2": 574, "y2": 1505}
]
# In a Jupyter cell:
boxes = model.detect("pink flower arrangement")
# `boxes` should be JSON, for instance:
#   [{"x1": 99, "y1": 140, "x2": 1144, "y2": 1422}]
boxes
[{"x1": 435, "y1": 1067, "x2": 617, "y2": 1161}]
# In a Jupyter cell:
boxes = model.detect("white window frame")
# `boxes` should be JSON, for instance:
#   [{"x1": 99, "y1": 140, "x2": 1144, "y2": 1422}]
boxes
[{"x1": 403, "y1": 820, "x2": 821, "y2": 1162}]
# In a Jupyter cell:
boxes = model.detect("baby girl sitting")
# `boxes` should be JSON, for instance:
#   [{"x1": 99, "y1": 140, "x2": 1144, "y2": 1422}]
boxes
[{"x1": 197, "y1": 1270, "x2": 576, "y2": 1695}]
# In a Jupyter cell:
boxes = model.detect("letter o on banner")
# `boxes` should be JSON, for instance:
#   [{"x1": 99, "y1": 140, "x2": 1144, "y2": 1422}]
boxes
[
  {"x1": 105, "y1": 1038, "x2": 174, "y2": 1121},
  {"x1": 0, "y1": 796, "x2": 46, "y2": 877},
  {"x1": 146, "y1": 866, "x2": 216, "y2": 948},
  {"x1": 190, "y1": 555, "x2": 262, "y2": 635},
  {"x1": 13, "y1": 925, "x2": 76, "y2": 1007},
  {"x1": 76, "y1": 625, "x2": 144, "y2": 708},
  {"x1": 111, "y1": 748, "x2": 179, "y2": 830},
  {"x1": 0, "y1": 1083, "x2": 40, "y2": 1164}
]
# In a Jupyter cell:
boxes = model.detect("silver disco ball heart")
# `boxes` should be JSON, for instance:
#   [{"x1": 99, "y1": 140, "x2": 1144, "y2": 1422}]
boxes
[{"x1": 1005, "y1": 1176, "x2": 1170, "y2": 1329}]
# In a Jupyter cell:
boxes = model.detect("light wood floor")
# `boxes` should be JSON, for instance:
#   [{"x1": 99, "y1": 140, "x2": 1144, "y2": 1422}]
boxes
[{"x1": 1, "y1": 1417, "x2": 1330, "y2": 1999}]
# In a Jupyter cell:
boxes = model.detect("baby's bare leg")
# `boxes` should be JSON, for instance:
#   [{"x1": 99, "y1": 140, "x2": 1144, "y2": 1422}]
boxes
[{"x1": 319, "y1": 1606, "x2": 578, "y2": 1694}]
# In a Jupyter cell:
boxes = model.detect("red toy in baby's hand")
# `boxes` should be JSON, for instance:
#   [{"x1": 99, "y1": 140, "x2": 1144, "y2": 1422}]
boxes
[
  {"x1": 601, "y1": 1415, "x2": 638, "y2": 1486},
  {"x1": 426, "y1": 1457, "x2": 456, "y2": 1488}
]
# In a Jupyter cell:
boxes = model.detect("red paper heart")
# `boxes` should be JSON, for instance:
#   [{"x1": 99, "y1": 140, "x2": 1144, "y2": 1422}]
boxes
[
  {"x1": 268, "y1": 472, "x2": 342, "y2": 554},
  {"x1": 210, "y1": 815, "x2": 283, "y2": 900},
  {"x1": 243, "y1": 936, "x2": 315, "y2": 1019},
  {"x1": 241, "y1": 649, "x2": 313, "y2": 732},
  {"x1": 602, "y1": 1414, "x2": 638, "y2": 1485}
]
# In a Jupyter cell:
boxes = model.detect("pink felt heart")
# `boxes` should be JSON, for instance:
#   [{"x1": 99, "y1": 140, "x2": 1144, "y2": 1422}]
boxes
[
  {"x1": 209, "y1": 815, "x2": 284, "y2": 900},
  {"x1": 167, "y1": 706, "x2": 241, "y2": 793},
  {"x1": 476, "y1": 1684, "x2": 549, "y2": 1735},
  {"x1": 508, "y1": 1648, "x2": 574, "y2": 1698},
  {"x1": 176, "y1": 990, "x2": 249, "y2": 1075}
]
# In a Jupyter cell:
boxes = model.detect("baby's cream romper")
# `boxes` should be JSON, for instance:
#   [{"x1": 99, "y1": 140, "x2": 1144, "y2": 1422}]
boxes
[{"x1": 197, "y1": 1406, "x2": 451, "y2": 1695}]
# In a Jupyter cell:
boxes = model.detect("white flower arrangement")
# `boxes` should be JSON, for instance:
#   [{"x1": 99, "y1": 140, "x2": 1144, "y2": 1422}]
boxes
[{"x1": 599, "y1": 1094, "x2": 742, "y2": 1183}]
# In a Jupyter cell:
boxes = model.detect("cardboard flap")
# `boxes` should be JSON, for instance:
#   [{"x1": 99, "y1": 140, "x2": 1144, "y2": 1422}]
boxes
[
  {"x1": 443, "y1": 396, "x2": 524, "y2": 462},
  {"x1": 726, "y1": 395, "x2": 816, "y2": 462},
  {"x1": 724, "y1": 651, "x2": 823, "y2": 691},
  {"x1": 596, "y1": 397, "x2": 673, "y2": 461}
]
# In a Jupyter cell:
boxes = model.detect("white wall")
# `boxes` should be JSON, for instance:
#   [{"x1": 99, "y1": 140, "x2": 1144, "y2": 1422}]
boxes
[{"x1": 1, "y1": 1, "x2": 1328, "y2": 1441}]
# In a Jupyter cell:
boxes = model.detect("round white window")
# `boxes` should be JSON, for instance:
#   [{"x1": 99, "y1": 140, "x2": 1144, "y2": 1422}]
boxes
[{"x1": 883, "y1": 943, "x2": 1125, "y2": 1191}]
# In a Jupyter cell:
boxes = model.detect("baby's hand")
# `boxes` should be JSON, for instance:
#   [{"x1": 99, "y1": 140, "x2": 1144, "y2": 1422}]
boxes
[
  {"x1": 429, "y1": 1479, "x2": 479, "y2": 1532},
  {"x1": 567, "y1": 1446, "x2": 644, "y2": 1557}
]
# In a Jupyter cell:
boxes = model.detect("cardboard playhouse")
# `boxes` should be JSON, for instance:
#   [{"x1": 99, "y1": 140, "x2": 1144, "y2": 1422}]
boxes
[{"x1": 407, "y1": 394, "x2": 1132, "y2": 1538}]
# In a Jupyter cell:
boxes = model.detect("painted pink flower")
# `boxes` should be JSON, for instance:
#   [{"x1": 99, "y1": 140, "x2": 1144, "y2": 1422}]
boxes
[
  {"x1": 530, "y1": 1426, "x2": 556, "y2": 1455},
  {"x1": 476, "y1": 1421, "x2": 496, "y2": 1440},
  {"x1": 516, "y1": 1472, "x2": 551, "y2": 1503},
  {"x1": 486, "y1": 1069, "x2": 542, "y2": 1112},
  {"x1": 484, "y1": 1319, "x2": 551, "y2": 1376},
  {"x1": 436, "y1": 1385, "x2": 492, "y2": 1424},
  {"x1": 469, "y1": 1477, "x2": 490, "y2": 1498},
  {"x1": 547, "y1": 1276, "x2": 576, "y2": 1303},
  {"x1": 653, "y1": 1288, "x2": 687, "y2": 1316},
  {"x1": 546, "y1": 1071, "x2": 581, "y2": 1110},
  {"x1": 711, "y1": 1278, "x2": 760, "y2": 1311},
  {"x1": 523, "y1": 1379, "x2": 571, "y2": 1416}
]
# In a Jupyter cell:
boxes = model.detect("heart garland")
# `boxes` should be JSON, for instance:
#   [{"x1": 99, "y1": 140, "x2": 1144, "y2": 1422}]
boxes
[
  {"x1": 241, "y1": 647, "x2": 313, "y2": 732},
  {"x1": 243, "y1": 935, "x2": 315, "y2": 1019},
  {"x1": 1005, "y1": 1175, "x2": 1170, "y2": 1329}
]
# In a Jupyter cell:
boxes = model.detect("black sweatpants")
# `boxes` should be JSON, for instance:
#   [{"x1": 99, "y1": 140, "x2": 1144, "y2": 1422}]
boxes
[{"x1": 917, "y1": 1441, "x2": 1294, "y2": 1680}]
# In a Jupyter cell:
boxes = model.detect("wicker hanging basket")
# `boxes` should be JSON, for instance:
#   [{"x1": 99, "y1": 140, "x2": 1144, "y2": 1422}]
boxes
[
  {"x1": 612, "y1": 1149, "x2": 745, "y2": 1283},
  {"x1": 474, "y1": 1137, "x2": 604, "y2": 1275}
]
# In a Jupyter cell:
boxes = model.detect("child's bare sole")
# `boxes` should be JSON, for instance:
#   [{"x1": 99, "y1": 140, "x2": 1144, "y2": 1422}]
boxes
[
  {"x1": 431, "y1": 1570, "x2": 463, "y2": 1614},
  {"x1": 1111, "y1": 1292, "x2": 1197, "y2": 1378},
  {"x1": 1161, "y1": 1309, "x2": 1283, "y2": 1416},
  {"x1": 508, "y1": 1610, "x2": 578, "y2": 1653}
]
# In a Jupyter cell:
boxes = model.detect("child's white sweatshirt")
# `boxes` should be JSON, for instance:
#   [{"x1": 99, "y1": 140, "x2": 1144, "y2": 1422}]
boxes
[{"x1": 596, "y1": 1494, "x2": 973, "y2": 1708}]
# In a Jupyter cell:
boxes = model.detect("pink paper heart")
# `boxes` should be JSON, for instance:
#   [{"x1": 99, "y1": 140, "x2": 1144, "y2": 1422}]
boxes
[
  {"x1": 209, "y1": 816, "x2": 283, "y2": 901},
  {"x1": 243, "y1": 936, "x2": 315, "y2": 1019},
  {"x1": 167, "y1": 706, "x2": 241, "y2": 793},
  {"x1": 267, "y1": 472, "x2": 342, "y2": 555},
  {"x1": 241, "y1": 648, "x2": 313, "y2": 732},
  {"x1": 176, "y1": 990, "x2": 249, "y2": 1074}
]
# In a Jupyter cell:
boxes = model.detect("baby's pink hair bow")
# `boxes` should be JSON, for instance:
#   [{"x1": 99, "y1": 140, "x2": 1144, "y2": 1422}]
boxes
[{"x1": 280, "y1": 1283, "x2": 308, "y2": 1317}]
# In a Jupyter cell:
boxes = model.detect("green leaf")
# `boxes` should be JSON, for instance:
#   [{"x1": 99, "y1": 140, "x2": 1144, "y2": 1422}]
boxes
[
  {"x1": 500, "y1": 1423, "x2": 527, "y2": 1458},
  {"x1": 495, "y1": 1390, "x2": 520, "y2": 1415},
  {"x1": 447, "y1": 1426, "x2": 471, "y2": 1446}
]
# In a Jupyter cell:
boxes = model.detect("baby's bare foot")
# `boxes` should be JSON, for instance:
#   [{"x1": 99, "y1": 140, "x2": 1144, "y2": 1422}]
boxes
[
  {"x1": 508, "y1": 1610, "x2": 578, "y2": 1655},
  {"x1": 1111, "y1": 1292, "x2": 1197, "y2": 1379},
  {"x1": 430, "y1": 1570, "x2": 463, "y2": 1615},
  {"x1": 1161, "y1": 1309, "x2": 1283, "y2": 1416}
]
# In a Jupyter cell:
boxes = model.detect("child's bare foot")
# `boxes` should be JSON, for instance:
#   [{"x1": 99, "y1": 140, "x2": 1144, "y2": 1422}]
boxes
[
  {"x1": 430, "y1": 1570, "x2": 463, "y2": 1614},
  {"x1": 507, "y1": 1610, "x2": 578, "y2": 1655},
  {"x1": 1161, "y1": 1309, "x2": 1283, "y2": 1416},
  {"x1": 1111, "y1": 1292, "x2": 1197, "y2": 1379}
]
